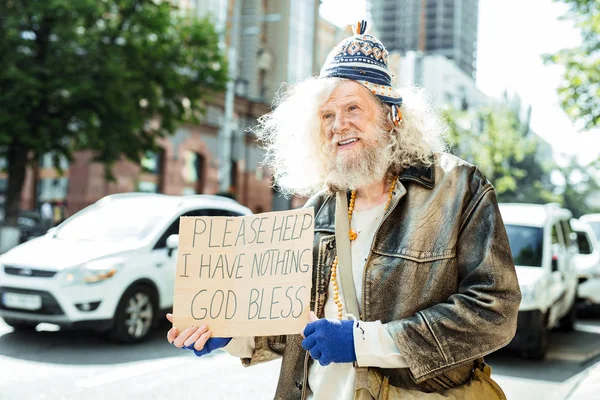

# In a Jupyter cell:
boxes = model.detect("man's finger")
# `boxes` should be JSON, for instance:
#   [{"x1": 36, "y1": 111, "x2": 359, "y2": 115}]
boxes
[
  {"x1": 173, "y1": 325, "x2": 199, "y2": 348},
  {"x1": 303, "y1": 321, "x2": 317, "y2": 338},
  {"x1": 166, "y1": 313, "x2": 173, "y2": 323},
  {"x1": 184, "y1": 324, "x2": 208, "y2": 348},
  {"x1": 302, "y1": 334, "x2": 317, "y2": 351},
  {"x1": 194, "y1": 330, "x2": 213, "y2": 351},
  {"x1": 167, "y1": 327, "x2": 179, "y2": 344}
]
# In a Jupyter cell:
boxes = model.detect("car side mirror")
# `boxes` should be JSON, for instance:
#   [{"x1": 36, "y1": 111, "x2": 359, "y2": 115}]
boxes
[{"x1": 166, "y1": 234, "x2": 179, "y2": 257}]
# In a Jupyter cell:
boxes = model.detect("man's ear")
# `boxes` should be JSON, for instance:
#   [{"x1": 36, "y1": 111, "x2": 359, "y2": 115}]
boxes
[{"x1": 381, "y1": 107, "x2": 394, "y2": 131}]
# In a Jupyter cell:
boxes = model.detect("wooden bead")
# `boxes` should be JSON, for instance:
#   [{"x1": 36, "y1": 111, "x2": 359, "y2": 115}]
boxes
[{"x1": 331, "y1": 177, "x2": 397, "y2": 320}]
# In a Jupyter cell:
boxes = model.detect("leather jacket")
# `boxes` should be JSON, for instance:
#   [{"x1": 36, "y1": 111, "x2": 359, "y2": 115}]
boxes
[{"x1": 241, "y1": 154, "x2": 521, "y2": 399}]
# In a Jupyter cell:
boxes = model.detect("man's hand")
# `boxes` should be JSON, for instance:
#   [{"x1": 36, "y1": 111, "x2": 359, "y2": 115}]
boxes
[
  {"x1": 301, "y1": 311, "x2": 356, "y2": 366},
  {"x1": 166, "y1": 313, "x2": 231, "y2": 356}
]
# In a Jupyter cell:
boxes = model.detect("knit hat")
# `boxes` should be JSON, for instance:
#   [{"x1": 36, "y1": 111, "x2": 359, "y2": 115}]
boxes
[{"x1": 319, "y1": 20, "x2": 403, "y2": 125}]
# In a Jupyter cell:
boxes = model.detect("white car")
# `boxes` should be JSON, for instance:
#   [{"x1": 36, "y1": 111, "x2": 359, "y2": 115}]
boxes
[
  {"x1": 571, "y1": 218, "x2": 600, "y2": 307},
  {"x1": 580, "y1": 214, "x2": 600, "y2": 242},
  {"x1": 0, "y1": 193, "x2": 252, "y2": 342},
  {"x1": 499, "y1": 203, "x2": 579, "y2": 359}
]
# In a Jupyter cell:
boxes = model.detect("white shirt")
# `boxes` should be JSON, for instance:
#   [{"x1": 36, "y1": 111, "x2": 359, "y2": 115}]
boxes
[{"x1": 225, "y1": 200, "x2": 408, "y2": 399}]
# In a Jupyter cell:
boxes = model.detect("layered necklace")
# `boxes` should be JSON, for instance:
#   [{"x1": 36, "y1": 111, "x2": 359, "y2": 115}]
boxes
[{"x1": 331, "y1": 177, "x2": 397, "y2": 320}]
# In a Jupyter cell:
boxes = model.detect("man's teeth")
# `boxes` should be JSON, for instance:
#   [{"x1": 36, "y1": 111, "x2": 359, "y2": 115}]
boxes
[{"x1": 339, "y1": 138, "x2": 358, "y2": 145}]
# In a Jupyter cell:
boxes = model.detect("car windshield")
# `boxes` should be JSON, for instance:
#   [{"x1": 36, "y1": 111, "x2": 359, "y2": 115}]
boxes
[
  {"x1": 585, "y1": 221, "x2": 600, "y2": 241},
  {"x1": 55, "y1": 199, "x2": 168, "y2": 242},
  {"x1": 505, "y1": 224, "x2": 544, "y2": 267}
]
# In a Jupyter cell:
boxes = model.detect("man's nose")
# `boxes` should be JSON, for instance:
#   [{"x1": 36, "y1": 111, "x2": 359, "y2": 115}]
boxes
[{"x1": 332, "y1": 113, "x2": 349, "y2": 135}]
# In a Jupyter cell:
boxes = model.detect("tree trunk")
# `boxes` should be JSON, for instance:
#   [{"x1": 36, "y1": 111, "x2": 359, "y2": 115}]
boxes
[{"x1": 4, "y1": 140, "x2": 29, "y2": 227}]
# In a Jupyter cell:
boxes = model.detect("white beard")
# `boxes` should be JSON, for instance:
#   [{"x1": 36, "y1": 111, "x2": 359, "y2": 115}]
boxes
[{"x1": 325, "y1": 129, "x2": 391, "y2": 190}]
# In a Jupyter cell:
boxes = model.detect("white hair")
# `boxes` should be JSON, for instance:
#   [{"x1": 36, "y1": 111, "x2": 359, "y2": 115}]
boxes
[{"x1": 253, "y1": 77, "x2": 447, "y2": 197}]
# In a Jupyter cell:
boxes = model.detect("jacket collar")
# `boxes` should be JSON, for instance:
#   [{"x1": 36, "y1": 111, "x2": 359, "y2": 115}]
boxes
[
  {"x1": 313, "y1": 163, "x2": 435, "y2": 232},
  {"x1": 398, "y1": 163, "x2": 435, "y2": 189}
]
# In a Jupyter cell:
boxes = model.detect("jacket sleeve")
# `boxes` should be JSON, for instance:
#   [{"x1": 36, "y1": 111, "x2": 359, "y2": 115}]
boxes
[
  {"x1": 240, "y1": 335, "x2": 288, "y2": 367},
  {"x1": 387, "y1": 186, "x2": 521, "y2": 382}
]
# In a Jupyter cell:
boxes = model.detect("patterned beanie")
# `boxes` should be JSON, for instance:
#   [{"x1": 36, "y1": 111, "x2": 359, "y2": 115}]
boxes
[{"x1": 319, "y1": 20, "x2": 403, "y2": 125}]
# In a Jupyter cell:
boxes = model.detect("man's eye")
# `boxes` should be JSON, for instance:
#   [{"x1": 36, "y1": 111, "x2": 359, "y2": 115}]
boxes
[
  {"x1": 348, "y1": 105, "x2": 358, "y2": 111},
  {"x1": 323, "y1": 114, "x2": 334, "y2": 119}
]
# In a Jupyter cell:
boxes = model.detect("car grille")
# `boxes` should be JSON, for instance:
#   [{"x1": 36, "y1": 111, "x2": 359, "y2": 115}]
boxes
[
  {"x1": 0, "y1": 287, "x2": 65, "y2": 315},
  {"x1": 4, "y1": 265, "x2": 57, "y2": 278}
]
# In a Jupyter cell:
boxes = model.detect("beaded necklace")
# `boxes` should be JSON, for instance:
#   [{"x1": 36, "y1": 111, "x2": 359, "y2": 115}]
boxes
[{"x1": 331, "y1": 177, "x2": 397, "y2": 320}]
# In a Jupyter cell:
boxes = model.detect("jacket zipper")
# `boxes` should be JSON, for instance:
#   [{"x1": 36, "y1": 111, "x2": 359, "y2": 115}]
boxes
[
  {"x1": 301, "y1": 350, "x2": 309, "y2": 400},
  {"x1": 360, "y1": 182, "x2": 406, "y2": 318}
]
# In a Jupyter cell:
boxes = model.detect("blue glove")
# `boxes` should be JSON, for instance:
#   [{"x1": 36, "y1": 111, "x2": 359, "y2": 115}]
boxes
[
  {"x1": 182, "y1": 337, "x2": 232, "y2": 357},
  {"x1": 302, "y1": 318, "x2": 356, "y2": 366}
]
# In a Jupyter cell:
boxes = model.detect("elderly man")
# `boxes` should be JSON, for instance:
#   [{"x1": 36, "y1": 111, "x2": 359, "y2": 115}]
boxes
[{"x1": 167, "y1": 22, "x2": 521, "y2": 399}]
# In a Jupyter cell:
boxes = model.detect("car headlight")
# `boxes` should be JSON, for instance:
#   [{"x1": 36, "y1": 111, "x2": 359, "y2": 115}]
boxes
[{"x1": 63, "y1": 259, "x2": 122, "y2": 285}]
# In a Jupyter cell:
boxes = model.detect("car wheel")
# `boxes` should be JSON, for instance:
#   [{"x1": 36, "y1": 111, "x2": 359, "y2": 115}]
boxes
[
  {"x1": 3, "y1": 318, "x2": 38, "y2": 331},
  {"x1": 109, "y1": 284, "x2": 156, "y2": 343},
  {"x1": 558, "y1": 297, "x2": 577, "y2": 332},
  {"x1": 522, "y1": 312, "x2": 549, "y2": 360}
]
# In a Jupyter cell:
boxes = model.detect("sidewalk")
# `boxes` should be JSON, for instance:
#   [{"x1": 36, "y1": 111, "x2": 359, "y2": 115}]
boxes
[{"x1": 564, "y1": 360, "x2": 600, "y2": 400}]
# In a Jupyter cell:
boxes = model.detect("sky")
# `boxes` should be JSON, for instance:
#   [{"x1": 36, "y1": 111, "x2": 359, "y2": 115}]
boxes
[{"x1": 319, "y1": 0, "x2": 600, "y2": 164}]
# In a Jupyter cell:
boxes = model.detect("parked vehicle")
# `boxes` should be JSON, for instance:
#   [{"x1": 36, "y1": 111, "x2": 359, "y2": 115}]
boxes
[
  {"x1": 499, "y1": 203, "x2": 579, "y2": 360},
  {"x1": 0, "y1": 193, "x2": 252, "y2": 342},
  {"x1": 580, "y1": 214, "x2": 600, "y2": 241},
  {"x1": 571, "y1": 218, "x2": 600, "y2": 309},
  {"x1": 16, "y1": 210, "x2": 52, "y2": 243},
  {"x1": 0, "y1": 210, "x2": 51, "y2": 252}
]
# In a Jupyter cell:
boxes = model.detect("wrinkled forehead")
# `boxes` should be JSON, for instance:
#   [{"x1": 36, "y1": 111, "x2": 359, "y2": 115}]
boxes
[{"x1": 320, "y1": 80, "x2": 381, "y2": 111}]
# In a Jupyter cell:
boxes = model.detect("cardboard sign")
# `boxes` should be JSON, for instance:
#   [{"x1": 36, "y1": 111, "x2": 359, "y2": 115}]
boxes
[{"x1": 172, "y1": 208, "x2": 315, "y2": 337}]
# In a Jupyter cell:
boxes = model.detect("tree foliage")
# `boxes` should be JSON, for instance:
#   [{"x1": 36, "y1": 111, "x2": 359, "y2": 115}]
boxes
[
  {"x1": 443, "y1": 102, "x2": 556, "y2": 204},
  {"x1": 545, "y1": 0, "x2": 600, "y2": 130},
  {"x1": 0, "y1": 0, "x2": 227, "y2": 225},
  {"x1": 554, "y1": 156, "x2": 600, "y2": 217}
]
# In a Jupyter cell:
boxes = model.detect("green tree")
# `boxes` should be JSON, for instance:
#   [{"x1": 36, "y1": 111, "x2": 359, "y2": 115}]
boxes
[
  {"x1": 500, "y1": 149, "x2": 558, "y2": 204},
  {"x1": 545, "y1": 0, "x2": 600, "y2": 130},
  {"x1": 443, "y1": 102, "x2": 556, "y2": 203},
  {"x1": 0, "y1": 0, "x2": 227, "y2": 226},
  {"x1": 555, "y1": 156, "x2": 600, "y2": 217}
]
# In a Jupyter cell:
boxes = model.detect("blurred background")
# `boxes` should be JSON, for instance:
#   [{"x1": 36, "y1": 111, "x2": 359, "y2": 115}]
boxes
[
  {"x1": 1, "y1": 1, "x2": 600, "y2": 399},
  {"x1": 0, "y1": 0, "x2": 598, "y2": 231}
]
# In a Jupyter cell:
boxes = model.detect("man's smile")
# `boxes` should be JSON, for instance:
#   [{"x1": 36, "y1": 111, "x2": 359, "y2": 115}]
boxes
[{"x1": 337, "y1": 137, "x2": 360, "y2": 149}]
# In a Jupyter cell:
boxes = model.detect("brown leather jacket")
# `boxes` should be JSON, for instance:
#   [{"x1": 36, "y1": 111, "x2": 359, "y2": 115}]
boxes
[{"x1": 241, "y1": 154, "x2": 521, "y2": 399}]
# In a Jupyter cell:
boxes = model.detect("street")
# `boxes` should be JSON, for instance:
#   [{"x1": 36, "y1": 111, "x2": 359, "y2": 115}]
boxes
[{"x1": 1, "y1": 317, "x2": 600, "y2": 400}]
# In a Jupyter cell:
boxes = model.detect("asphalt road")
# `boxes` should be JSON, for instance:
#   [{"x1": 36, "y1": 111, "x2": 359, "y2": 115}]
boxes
[{"x1": 1, "y1": 317, "x2": 600, "y2": 400}]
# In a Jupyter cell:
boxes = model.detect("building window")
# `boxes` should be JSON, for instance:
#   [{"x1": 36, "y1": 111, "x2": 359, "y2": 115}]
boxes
[
  {"x1": 138, "y1": 149, "x2": 165, "y2": 193},
  {"x1": 182, "y1": 151, "x2": 205, "y2": 195},
  {"x1": 230, "y1": 160, "x2": 239, "y2": 194},
  {"x1": 36, "y1": 153, "x2": 69, "y2": 223}
]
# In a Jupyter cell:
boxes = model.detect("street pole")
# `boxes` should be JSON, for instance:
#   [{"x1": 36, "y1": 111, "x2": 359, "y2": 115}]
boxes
[{"x1": 219, "y1": 0, "x2": 242, "y2": 194}]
